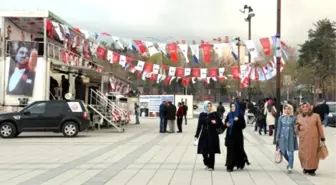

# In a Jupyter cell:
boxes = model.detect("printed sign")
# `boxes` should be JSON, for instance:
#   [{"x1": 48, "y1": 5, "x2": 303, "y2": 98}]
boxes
[{"x1": 67, "y1": 102, "x2": 83, "y2": 112}]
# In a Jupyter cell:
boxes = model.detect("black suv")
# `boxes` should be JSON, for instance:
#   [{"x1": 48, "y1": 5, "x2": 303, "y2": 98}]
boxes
[{"x1": 0, "y1": 100, "x2": 90, "y2": 138}]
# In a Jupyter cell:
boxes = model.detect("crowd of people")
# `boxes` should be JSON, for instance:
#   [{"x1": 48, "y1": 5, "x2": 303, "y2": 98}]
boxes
[
  {"x1": 193, "y1": 97, "x2": 327, "y2": 176},
  {"x1": 159, "y1": 101, "x2": 188, "y2": 133}
]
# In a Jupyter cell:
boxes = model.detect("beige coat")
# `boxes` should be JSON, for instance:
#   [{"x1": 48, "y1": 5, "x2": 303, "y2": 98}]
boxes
[
  {"x1": 296, "y1": 113, "x2": 325, "y2": 170},
  {"x1": 264, "y1": 105, "x2": 276, "y2": 126}
]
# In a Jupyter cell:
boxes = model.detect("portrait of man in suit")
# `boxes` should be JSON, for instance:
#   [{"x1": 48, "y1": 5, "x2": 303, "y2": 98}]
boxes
[{"x1": 7, "y1": 41, "x2": 39, "y2": 97}]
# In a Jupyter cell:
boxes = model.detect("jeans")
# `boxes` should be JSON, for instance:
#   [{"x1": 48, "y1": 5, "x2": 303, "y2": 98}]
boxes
[
  {"x1": 282, "y1": 150, "x2": 294, "y2": 169},
  {"x1": 160, "y1": 117, "x2": 165, "y2": 132},
  {"x1": 135, "y1": 114, "x2": 140, "y2": 124},
  {"x1": 323, "y1": 114, "x2": 328, "y2": 127},
  {"x1": 184, "y1": 115, "x2": 187, "y2": 125}
]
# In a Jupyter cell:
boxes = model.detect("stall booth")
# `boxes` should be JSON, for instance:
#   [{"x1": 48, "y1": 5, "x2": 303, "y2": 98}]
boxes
[
  {"x1": 138, "y1": 94, "x2": 194, "y2": 118},
  {"x1": 0, "y1": 10, "x2": 130, "y2": 132}
]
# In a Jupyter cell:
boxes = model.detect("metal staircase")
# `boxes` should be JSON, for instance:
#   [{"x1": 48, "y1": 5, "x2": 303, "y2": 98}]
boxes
[{"x1": 88, "y1": 89, "x2": 125, "y2": 132}]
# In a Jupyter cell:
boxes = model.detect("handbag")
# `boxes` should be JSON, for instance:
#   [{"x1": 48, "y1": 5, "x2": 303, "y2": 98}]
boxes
[
  {"x1": 275, "y1": 148, "x2": 283, "y2": 163},
  {"x1": 216, "y1": 126, "x2": 224, "y2": 134},
  {"x1": 318, "y1": 142, "x2": 329, "y2": 160}
]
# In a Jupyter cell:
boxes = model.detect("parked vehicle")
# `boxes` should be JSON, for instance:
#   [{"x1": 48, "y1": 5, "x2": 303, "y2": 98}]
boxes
[
  {"x1": 327, "y1": 102, "x2": 336, "y2": 127},
  {"x1": 0, "y1": 100, "x2": 91, "y2": 138}
]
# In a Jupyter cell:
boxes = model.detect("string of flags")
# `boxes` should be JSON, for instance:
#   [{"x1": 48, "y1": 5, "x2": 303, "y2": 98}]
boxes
[{"x1": 46, "y1": 19, "x2": 293, "y2": 87}]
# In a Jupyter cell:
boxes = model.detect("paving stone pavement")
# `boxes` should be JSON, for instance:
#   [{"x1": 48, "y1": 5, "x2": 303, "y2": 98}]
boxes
[{"x1": 0, "y1": 117, "x2": 335, "y2": 185}]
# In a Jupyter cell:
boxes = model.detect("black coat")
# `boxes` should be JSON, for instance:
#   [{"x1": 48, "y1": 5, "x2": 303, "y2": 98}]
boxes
[
  {"x1": 195, "y1": 112, "x2": 223, "y2": 154},
  {"x1": 224, "y1": 114, "x2": 246, "y2": 147},
  {"x1": 75, "y1": 76, "x2": 85, "y2": 101},
  {"x1": 166, "y1": 104, "x2": 177, "y2": 120},
  {"x1": 224, "y1": 113, "x2": 247, "y2": 168}
]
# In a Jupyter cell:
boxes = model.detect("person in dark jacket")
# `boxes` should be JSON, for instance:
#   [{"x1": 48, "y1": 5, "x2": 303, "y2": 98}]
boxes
[
  {"x1": 159, "y1": 101, "x2": 167, "y2": 133},
  {"x1": 194, "y1": 101, "x2": 223, "y2": 171},
  {"x1": 176, "y1": 102, "x2": 184, "y2": 133},
  {"x1": 182, "y1": 102, "x2": 188, "y2": 125},
  {"x1": 216, "y1": 102, "x2": 225, "y2": 119},
  {"x1": 224, "y1": 103, "x2": 249, "y2": 172},
  {"x1": 75, "y1": 73, "x2": 85, "y2": 101},
  {"x1": 320, "y1": 100, "x2": 330, "y2": 127},
  {"x1": 255, "y1": 100, "x2": 267, "y2": 135},
  {"x1": 61, "y1": 75, "x2": 70, "y2": 99},
  {"x1": 166, "y1": 101, "x2": 177, "y2": 133}
]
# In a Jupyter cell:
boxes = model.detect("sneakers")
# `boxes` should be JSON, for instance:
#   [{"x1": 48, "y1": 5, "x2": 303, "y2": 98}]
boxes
[
  {"x1": 204, "y1": 166, "x2": 209, "y2": 170},
  {"x1": 287, "y1": 168, "x2": 292, "y2": 174},
  {"x1": 208, "y1": 168, "x2": 214, "y2": 171}
]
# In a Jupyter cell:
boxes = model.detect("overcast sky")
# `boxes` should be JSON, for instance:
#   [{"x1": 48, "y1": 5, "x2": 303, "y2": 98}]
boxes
[{"x1": 1, "y1": 0, "x2": 335, "y2": 46}]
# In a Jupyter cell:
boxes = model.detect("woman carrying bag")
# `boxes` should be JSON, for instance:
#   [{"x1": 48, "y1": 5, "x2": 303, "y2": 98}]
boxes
[
  {"x1": 276, "y1": 104, "x2": 298, "y2": 173},
  {"x1": 194, "y1": 101, "x2": 223, "y2": 171}
]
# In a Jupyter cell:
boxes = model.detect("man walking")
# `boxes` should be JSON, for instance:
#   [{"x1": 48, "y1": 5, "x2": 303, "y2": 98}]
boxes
[
  {"x1": 176, "y1": 102, "x2": 184, "y2": 133},
  {"x1": 166, "y1": 101, "x2": 177, "y2": 133},
  {"x1": 182, "y1": 102, "x2": 188, "y2": 125},
  {"x1": 320, "y1": 100, "x2": 330, "y2": 127},
  {"x1": 159, "y1": 101, "x2": 167, "y2": 133},
  {"x1": 134, "y1": 103, "x2": 140, "y2": 124},
  {"x1": 216, "y1": 101, "x2": 225, "y2": 120}
]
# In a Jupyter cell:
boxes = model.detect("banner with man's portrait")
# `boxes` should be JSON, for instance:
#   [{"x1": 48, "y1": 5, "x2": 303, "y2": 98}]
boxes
[{"x1": 6, "y1": 41, "x2": 40, "y2": 100}]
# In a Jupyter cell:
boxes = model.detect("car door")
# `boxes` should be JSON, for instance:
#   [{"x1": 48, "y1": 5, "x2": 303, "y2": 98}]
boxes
[
  {"x1": 43, "y1": 102, "x2": 67, "y2": 129},
  {"x1": 19, "y1": 102, "x2": 47, "y2": 130}
]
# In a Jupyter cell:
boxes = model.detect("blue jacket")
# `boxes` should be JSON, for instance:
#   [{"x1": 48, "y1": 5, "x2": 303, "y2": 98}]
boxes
[
  {"x1": 159, "y1": 103, "x2": 166, "y2": 118},
  {"x1": 276, "y1": 115, "x2": 298, "y2": 152}
]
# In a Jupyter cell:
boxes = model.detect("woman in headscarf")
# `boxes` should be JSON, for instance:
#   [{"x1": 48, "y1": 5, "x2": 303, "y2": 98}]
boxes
[
  {"x1": 194, "y1": 101, "x2": 223, "y2": 171},
  {"x1": 296, "y1": 102, "x2": 325, "y2": 176},
  {"x1": 276, "y1": 104, "x2": 298, "y2": 173},
  {"x1": 224, "y1": 103, "x2": 248, "y2": 172}
]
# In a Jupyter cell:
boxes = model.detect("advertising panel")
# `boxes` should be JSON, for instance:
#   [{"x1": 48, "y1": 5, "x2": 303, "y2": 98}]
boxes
[{"x1": 4, "y1": 41, "x2": 46, "y2": 105}]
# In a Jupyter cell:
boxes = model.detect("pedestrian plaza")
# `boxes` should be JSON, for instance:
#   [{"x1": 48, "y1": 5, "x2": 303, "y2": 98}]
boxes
[{"x1": 0, "y1": 118, "x2": 335, "y2": 185}]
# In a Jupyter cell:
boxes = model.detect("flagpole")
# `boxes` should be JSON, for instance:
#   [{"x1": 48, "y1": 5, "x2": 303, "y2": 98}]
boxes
[
  {"x1": 247, "y1": 16, "x2": 252, "y2": 101},
  {"x1": 274, "y1": 0, "x2": 282, "y2": 145},
  {"x1": 235, "y1": 37, "x2": 241, "y2": 95},
  {"x1": 240, "y1": 5, "x2": 255, "y2": 100}
]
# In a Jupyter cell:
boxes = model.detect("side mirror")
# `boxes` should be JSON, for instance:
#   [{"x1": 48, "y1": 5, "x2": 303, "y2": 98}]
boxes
[{"x1": 23, "y1": 111, "x2": 31, "y2": 115}]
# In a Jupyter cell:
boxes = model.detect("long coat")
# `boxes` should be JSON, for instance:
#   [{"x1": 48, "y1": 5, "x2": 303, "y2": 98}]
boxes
[
  {"x1": 195, "y1": 112, "x2": 222, "y2": 154},
  {"x1": 276, "y1": 115, "x2": 298, "y2": 152},
  {"x1": 265, "y1": 106, "x2": 276, "y2": 126},
  {"x1": 296, "y1": 113, "x2": 325, "y2": 170},
  {"x1": 224, "y1": 113, "x2": 246, "y2": 168}
]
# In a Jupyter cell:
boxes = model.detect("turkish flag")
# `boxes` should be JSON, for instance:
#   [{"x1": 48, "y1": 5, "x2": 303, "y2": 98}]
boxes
[
  {"x1": 112, "y1": 52, "x2": 120, "y2": 63},
  {"x1": 231, "y1": 66, "x2": 240, "y2": 79},
  {"x1": 175, "y1": 67, "x2": 184, "y2": 77},
  {"x1": 208, "y1": 68, "x2": 218, "y2": 77},
  {"x1": 167, "y1": 43, "x2": 178, "y2": 62},
  {"x1": 259, "y1": 37, "x2": 271, "y2": 56},
  {"x1": 192, "y1": 68, "x2": 200, "y2": 77},
  {"x1": 150, "y1": 73, "x2": 157, "y2": 81},
  {"x1": 96, "y1": 46, "x2": 106, "y2": 60},
  {"x1": 61, "y1": 51, "x2": 68, "y2": 64},
  {"x1": 181, "y1": 77, "x2": 191, "y2": 86},
  {"x1": 201, "y1": 43, "x2": 212, "y2": 62},
  {"x1": 134, "y1": 40, "x2": 147, "y2": 53},
  {"x1": 164, "y1": 76, "x2": 172, "y2": 85},
  {"x1": 143, "y1": 62, "x2": 153, "y2": 73}
]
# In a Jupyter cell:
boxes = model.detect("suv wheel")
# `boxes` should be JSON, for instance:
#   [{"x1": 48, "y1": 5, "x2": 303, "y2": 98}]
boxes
[
  {"x1": 0, "y1": 122, "x2": 17, "y2": 138},
  {"x1": 62, "y1": 121, "x2": 79, "y2": 137}
]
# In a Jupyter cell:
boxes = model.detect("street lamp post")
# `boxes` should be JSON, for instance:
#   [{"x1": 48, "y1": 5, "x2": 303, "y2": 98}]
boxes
[
  {"x1": 240, "y1": 5, "x2": 255, "y2": 100},
  {"x1": 235, "y1": 37, "x2": 241, "y2": 95},
  {"x1": 273, "y1": 0, "x2": 282, "y2": 144}
]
